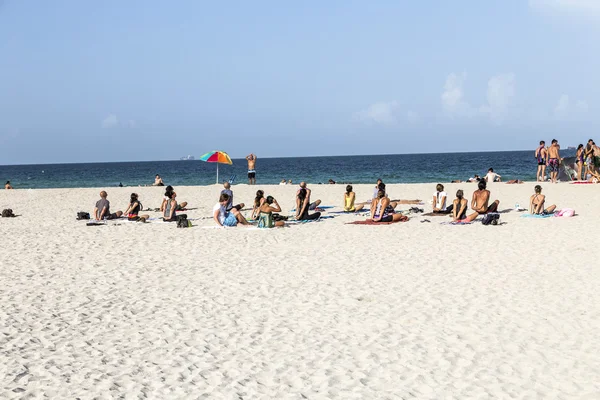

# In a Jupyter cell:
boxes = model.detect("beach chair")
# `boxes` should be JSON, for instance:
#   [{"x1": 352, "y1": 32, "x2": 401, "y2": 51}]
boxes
[{"x1": 228, "y1": 175, "x2": 236, "y2": 184}]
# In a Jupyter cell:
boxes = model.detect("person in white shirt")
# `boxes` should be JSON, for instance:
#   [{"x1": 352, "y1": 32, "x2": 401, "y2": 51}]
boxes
[
  {"x1": 432, "y1": 184, "x2": 450, "y2": 213},
  {"x1": 485, "y1": 168, "x2": 502, "y2": 183},
  {"x1": 213, "y1": 193, "x2": 249, "y2": 227}
]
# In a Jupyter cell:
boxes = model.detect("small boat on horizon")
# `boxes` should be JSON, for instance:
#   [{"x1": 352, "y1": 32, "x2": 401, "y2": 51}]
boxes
[{"x1": 180, "y1": 155, "x2": 195, "y2": 161}]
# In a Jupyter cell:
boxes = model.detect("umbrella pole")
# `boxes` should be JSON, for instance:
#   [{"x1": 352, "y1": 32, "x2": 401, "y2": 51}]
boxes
[{"x1": 216, "y1": 163, "x2": 219, "y2": 184}]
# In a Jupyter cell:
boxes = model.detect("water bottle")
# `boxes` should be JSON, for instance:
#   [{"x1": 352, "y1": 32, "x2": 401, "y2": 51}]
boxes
[{"x1": 515, "y1": 203, "x2": 520, "y2": 210}]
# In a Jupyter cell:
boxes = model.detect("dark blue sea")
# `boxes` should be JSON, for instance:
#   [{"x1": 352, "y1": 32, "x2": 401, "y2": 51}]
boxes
[{"x1": 0, "y1": 150, "x2": 574, "y2": 189}]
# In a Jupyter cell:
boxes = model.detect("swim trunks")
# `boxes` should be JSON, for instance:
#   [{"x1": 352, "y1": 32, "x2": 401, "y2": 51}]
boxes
[
  {"x1": 537, "y1": 159, "x2": 545, "y2": 166},
  {"x1": 548, "y1": 158, "x2": 559, "y2": 172},
  {"x1": 248, "y1": 170, "x2": 256, "y2": 179},
  {"x1": 223, "y1": 212, "x2": 238, "y2": 227}
]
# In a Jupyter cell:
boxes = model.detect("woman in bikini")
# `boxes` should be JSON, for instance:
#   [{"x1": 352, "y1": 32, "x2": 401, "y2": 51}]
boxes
[
  {"x1": 124, "y1": 193, "x2": 150, "y2": 222},
  {"x1": 575, "y1": 144, "x2": 585, "y2": 181},
  {"x1": 370, "y1": 189, "x2": 405, "y2": 223},
  {"x1": 257, "y1": 196, "x2": 286, "y2": 228},
  {"x1": 452, "y1": 190, "x2": 468, "y2": 222},
  {"x1": 343, "y1": 185, "x2": 364, "y2": 212},
  {"x1": 529, "y1": 185, "x2": 556, "y2": 215}
]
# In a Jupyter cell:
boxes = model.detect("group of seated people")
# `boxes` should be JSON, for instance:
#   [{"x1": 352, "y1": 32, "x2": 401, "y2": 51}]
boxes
[{"x1": 432, "y1": 181, "x2": 500, "y2": 222}]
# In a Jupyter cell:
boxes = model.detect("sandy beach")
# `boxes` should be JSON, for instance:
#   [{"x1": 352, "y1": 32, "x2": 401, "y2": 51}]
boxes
[{"x1": 1, "y1": 182, "x2": 599, "y2": 399}]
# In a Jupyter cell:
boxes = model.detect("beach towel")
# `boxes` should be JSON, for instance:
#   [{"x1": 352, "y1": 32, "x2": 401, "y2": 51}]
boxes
[
  {"x1": 288, "y1": 215, "x2": 335, "y2": 224},
  {"x1": 520, "y1": 213, "x2": 555, "y2": 219},
  {"x1": 290, "y1": 206, "x2": 334, "y2": 211},
  {"x1": 346, "y1": 216, "x2": 408, "y2": 225},
  {"x1": 328, "y1": 210, "x2": 370, "y2": 215},
  {"x1": 570, "y1": 181, "x2": 595, "y2": 185},
  {"x1": 440, "y1": 219, "x2": 476, "y2": 225},
  {"x1": 422, "y1": 212, "x2": 451, "y2": 217}
]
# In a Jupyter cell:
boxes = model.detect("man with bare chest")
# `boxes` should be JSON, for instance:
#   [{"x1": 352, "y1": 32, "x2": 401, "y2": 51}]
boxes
[
  {"x1": 547, "y1": 139, "x2": 562, "y2": 183},
  {"x1": 466, "y1": 180, "x2": 500, "y2": 222}
]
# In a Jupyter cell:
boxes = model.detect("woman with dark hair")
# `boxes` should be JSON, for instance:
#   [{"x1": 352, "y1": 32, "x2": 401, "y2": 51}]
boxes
[
  {"x1": 296, "y1": 188, "x2": 321, "y2": 221},
  {"x1": 452, "y1": 190, "x2": 468, "y2": 221},
  {"x1": 160, "y1": 185, "x2": 188, "y2": 212},
  {"x1": 257, "y1": 196, "x2": 286, "y2": 228},
  {"x1": 163, "y1": 190, "x2": 187, "y2": 222},
  {"x1": 343, "y1": 185, "x2": 364, "y2": 212},
  {"x1": 370, "y1": 189, "x2": 405, "y2": 223},
  {"x1": 575, "y1": 144, "x2": 585, "y2": 180},
  {"x1": 124, "y1": 193, "x2": 150, "y2": 222},
  {"x1": 251, "y1": 190, "x2": 265, "y2": 219},
  {"x1": 530, "y1": 185, "x2": 556, "y2": 215}
]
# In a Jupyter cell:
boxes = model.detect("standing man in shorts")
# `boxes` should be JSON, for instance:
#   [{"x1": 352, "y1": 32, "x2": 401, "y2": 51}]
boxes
[
  {"x1": 534, "y1": 140, "x2": 547, "y2": 182},
  {"x1": 547, "y1": 139, "x2": 562, "y2": 183},
  {"x1": 246, "y1": 153, "x2": 257, "y2": 185}
]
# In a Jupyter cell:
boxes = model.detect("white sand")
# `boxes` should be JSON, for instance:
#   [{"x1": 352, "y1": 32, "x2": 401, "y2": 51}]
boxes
[{"x1": 1, "y1": 182, "x2": 599, "y2": 399}]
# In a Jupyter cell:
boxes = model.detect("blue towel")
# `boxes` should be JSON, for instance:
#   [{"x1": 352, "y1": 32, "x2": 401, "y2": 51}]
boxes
[{"x1": 521, "y1": 213, "x2": 554, "y2": 218}]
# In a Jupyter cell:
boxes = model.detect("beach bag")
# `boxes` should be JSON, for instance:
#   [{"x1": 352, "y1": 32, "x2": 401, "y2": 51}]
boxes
[
  {"x1": 1, "y1": 209, "x2": 15, "y2": 218},
  {"x1": 176, "y1": 217, "x2": 192, "y2": 228},
  {"x1": 556, "y1": 208, "x2": 575, "y2": 217},
  {"x1": 76, "y1": 211, "x2": 90, "y2": 220},
  {"x1": 481, "y1": 213, "x2": 500, "y2": 225},
  {"x1": 272, "y1": 213, "x2": 288, "y2": 221}
]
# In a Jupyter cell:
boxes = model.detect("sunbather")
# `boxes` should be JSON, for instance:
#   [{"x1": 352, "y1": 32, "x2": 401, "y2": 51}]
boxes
[
  {"x1": 452, "y1": 190, "x2": 468, "y2": 221},
  {"x1": 370, "y1": 189, "x2": 405, "y2": 223},
  {"x1": 213, "y1": 193, "x2": 248, "y2": 227},
  {"x1": 344, "y1": 185, "x2": 364, "y2": 212},
  {"x1": 163, "y1": 191, "x2": 187, "y2": 222},
  {"x1": 257, "y1": 196, "x2": 285, "y2": 228},
  {"x1": 124, "y1": 193, "x2": 150, "y2": 222},
  {"x1": 296, "y1": 188, "x2": 321, "y2": 221},
  {"x1": 466, "y1": 180, "x2": 499, "y2": 222},
  {"x1": 530, "y1": 185, "x2": 556, "y2": 215}
]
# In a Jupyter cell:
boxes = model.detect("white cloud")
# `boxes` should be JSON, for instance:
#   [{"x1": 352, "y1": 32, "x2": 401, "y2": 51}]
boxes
[
  {"x1": 479, "y1": 73, "x2": 516, "y2": 124},
  {"x1": 354, "y1": 101, "x2": 400, "y2": 125},
  {"x1": 102, "y1": 114, "x2": 118, "y2": 128},
  {"x1": 441, "y1": 72, "x2": 475, "y2": 118},
  {"x1": 530, "y1": 0, "x2": 600, "y2": 18},
  {"x1": 553, "y1": 94, "x2": 589, "y2": 120}
]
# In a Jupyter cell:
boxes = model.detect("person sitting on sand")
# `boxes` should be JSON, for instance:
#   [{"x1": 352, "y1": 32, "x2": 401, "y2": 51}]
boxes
[
  {"x1": 153, "y1": 174, "x2": 164, "y2": 186},
  {"x1": 467, "y1": 175, "x2": 481, "y2": 183},
  {"x1": 530, "y1": 185, "x2": 556, "y2": 215},
  {"x1": 343, "y1": 185, "x2": 364, "y2": 212},
  {"x1": 370, "y1": 189, "x2": 405, "y2": 223},
  {"x1": 452, "y1": 190, "x2": 468, "y2": 221},
  {"x1": 160, "y1": 186, "x2": 188, "y2": 212},
  {"x1": 372, "y1": 179, "x2": 384, "y2": 199},
  {"x1": 251, "y1": 190, "x2": 265, "y2": 219},
  {"x1": 432, "y1": 184, "x2": 451, "y2": 214},
  {"x1": 585, "y1": 169, "x2": 600, "y2": 183},
  {"x1": 296, "y1": 188, "x2": 321, "y2": 221},
  {"x1": 163, "y1": 190, "x2": 187, "y2": 222},
  {"x1": 257, "y1": 196, "x2": 286, "y2": 228},
  {"x1": 279, "y1": 179, "x2": 287, "y2": 185},
  {"x1": 466, "y1": 180, "x2": 500, "y2": 221},
  {"x1": 220, "y1": 182, "x2": 244, "y2": 212},
  {"x1": 94, "y1": 191, "x2": 123, "y2": 220},
  {"x1": 485, "y1": 168, "x2": 502, "y2": 182},
  {"x1": 297, "y1": 182, "x2": 321, "y2": 210},
  {"x1": 124, "y1": 193, "x2": 150, "y2": 222},
  {"x1": 328, "y1": 179, "x2": 336, "y2": 184},
  {"x1": 213, "y1": 193, "x2": 249, "y2": 227},
  {"x1": 5, "y1": 181, "x2": 13, "y2": 189},
  {"x1": 506, "y1": 180, "x2": 524, "y2": 184}
]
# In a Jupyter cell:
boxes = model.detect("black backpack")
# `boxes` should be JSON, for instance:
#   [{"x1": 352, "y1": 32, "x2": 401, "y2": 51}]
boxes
[
  {"x1": 481, "y1": 213, "x2": 500, "y2": 225},
  {"x1": 177, "y1": 216, "x2": 192, "y2": 228},
  {"x1": 1, "y1": 209, "x2": 15, "y2": 218},
  {"x1": 77, "y1": 212, "x2": 91, "y2": 220}
]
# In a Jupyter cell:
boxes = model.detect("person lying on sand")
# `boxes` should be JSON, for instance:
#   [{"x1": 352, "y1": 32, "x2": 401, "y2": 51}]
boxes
[
  {"x1": 452, "y1": 190, "x2": 468, "y2": 222},
  {"x1": 296, "y1": 188, "x2": 321, "y2": 221},
  {"x1": 343, "y1": 185, "x2": 364, "y2": 212},
  {"x1": 214, "y1": 193, "x2": 248, "y2": 227},
  {"x1": 163, "y1": 191, "x2": 187, "y2": 222},
  {"x1": 506, "y1": 180, "x2": 524, "y2": 184},
  {"x1": 94, "y1": 191, "x2": 123, "y2": 220},
  {"x1": 161, "y1": 186, "x2": 188, "y2": 212},
  {"x1": 465, "y1": 180, "x2": 499, "y2": 222},
  {"x1": 257, "y1": 196, "x2": 285, "y2": 228},
  {"x1": 370, "y1": 189, "x2": 405, "y2": 223},
  {"x1": 124, "y1": 193, "x2": 150, "y2": 222},
  {"x1": 530, "y1": 185, "x2": 556, "y2": 215}
]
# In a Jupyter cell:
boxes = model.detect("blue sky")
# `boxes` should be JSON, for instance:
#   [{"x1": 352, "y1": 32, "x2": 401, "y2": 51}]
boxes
[{"x1": 1, "y1": 0, "x2": 599, "y2": 164}]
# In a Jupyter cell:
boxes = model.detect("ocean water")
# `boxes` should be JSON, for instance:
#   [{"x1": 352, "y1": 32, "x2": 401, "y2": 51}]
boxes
[{"x1": 0, "y1": 150, "x2": 574, "y2": 189}]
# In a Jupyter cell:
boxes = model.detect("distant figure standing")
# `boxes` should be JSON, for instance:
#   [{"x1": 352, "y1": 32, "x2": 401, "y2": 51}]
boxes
[
  {"x1": 5, "y1": 181, "x2": 13, "y2": 189},
  {"x1": 535, "y1": 140, "x2": 547, "y2": 182},
  {"x1": 153, "y1": 174, "x2": 164, "y2": 186},
  {"x1": 246, "y1": 154, "x2": 257, "y2": 185},
  {"x1": 547, "y1": 139, "x2": 562, "y2": 183},
  {"x1": 575, "y1": 144, "x2": 585, "y2": 181}
]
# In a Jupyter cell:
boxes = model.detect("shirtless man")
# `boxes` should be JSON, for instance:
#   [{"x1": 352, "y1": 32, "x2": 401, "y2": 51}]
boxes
[
  {"x1": 547, "y1": 139, "x2": 562, "y2": 183},
  {"x1": 466, "y1": 180, "x2": 499, "y2": 222},
  {"x1": 534, "y1": 140, "x2": 547, "y2": 182},
  {"x1": 296, "y1": 181, "x2": 321, "y2": 210},
  {"x1": 5, "y1": 181, "x2": 13, "y2": 189},
  {"x1": 246, "y1": 154, "x2": 257, "y2": 185}
]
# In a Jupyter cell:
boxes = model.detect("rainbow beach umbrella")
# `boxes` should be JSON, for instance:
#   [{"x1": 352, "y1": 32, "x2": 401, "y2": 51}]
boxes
[{"x1": 199, "y1": 150, "x2": 233, "y2": 184}]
